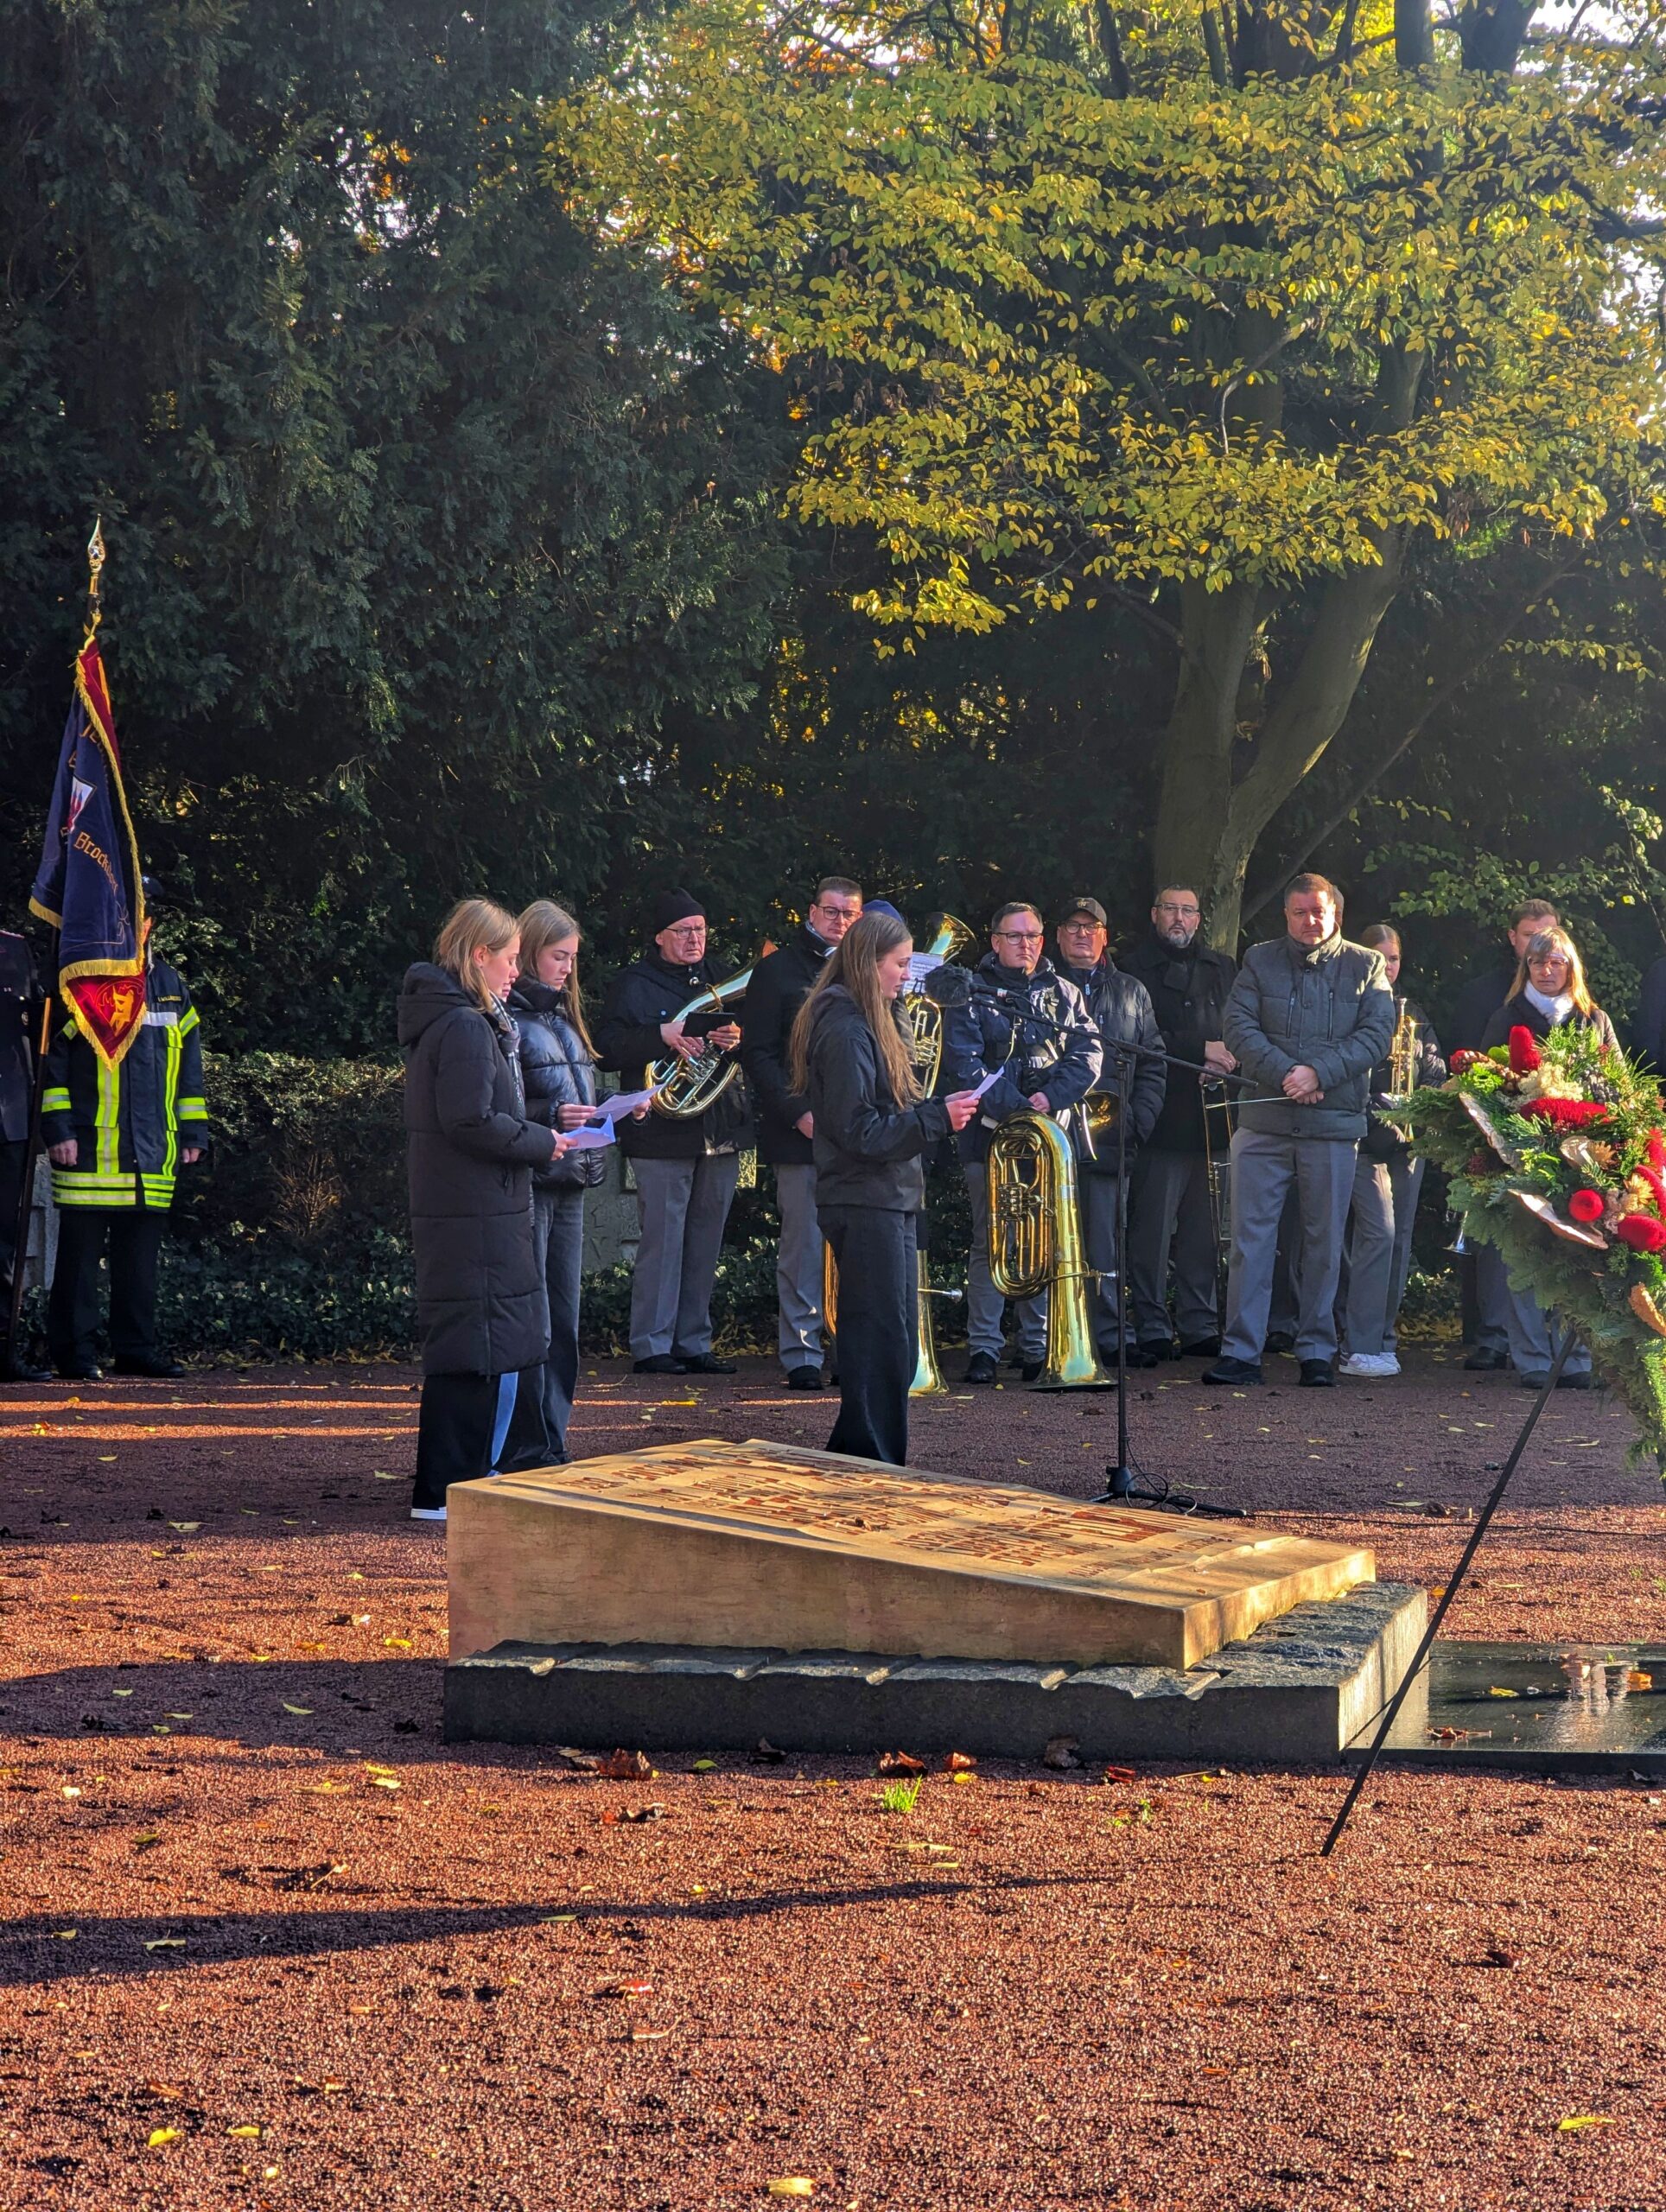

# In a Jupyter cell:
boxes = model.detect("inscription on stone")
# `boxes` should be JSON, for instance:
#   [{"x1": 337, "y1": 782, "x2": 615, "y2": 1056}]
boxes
[{"x1": 448, "y1": 1438, "x2": 1375, "y2": 1672}]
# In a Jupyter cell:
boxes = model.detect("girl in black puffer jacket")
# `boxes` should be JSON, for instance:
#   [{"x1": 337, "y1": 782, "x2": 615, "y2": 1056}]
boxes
[{"x1": 501, "y1": 901, "x2": 642, "y2": 1464}]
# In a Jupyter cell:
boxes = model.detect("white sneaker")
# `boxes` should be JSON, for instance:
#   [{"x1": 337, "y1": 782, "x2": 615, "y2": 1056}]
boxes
[
  {"x1": 410, "y1": 1505, "x2": 447, "y2": 1522},
  {"x1": 1339, "y1": 1352, "x2": 1400, "y2": 1378}
]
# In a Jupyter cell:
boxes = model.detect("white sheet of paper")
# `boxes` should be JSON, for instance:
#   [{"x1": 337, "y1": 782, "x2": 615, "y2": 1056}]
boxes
[
  {"x1": 560, "y1": 1122, "x2": 616, "y2": 1153},
  {"x1": 970, "y1": 1067, "x2": 1003, "y2": 1101},
  {"x1": 592, "y1": 1086, "x2": 658, "y2": 1122},
  {"x1": 907, "y1": 950, "x2": 944, "y2": 985}
]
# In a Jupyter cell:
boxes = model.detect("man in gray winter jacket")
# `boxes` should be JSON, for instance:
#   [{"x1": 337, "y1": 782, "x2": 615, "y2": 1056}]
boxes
[{"x1": 1204, "y1": 874, "x2": 1392, "y2": 1389}]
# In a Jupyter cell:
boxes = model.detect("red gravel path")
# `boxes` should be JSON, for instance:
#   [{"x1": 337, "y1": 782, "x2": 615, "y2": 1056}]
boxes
[{"x1": 2, "y1": 1348, "x2": 1663, "y2": 2210}]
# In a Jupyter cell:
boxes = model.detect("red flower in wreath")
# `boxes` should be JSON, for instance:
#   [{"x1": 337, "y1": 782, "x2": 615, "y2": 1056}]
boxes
[
  {"x1": 1449, "y1": 1048, "x2": 1479, "y2": 1074},
  {"x1": 1567, "y1": 1189, "x2": 1606, "y2": 1224},
  {"x1": 1508, "y1": 1025, "x2": 1542, "y2": 1075},
  {"x1": 1466, "y1": 1151, "x2": 1493, "y2": 1178},
  {"x1": 1649, "y1": 1128, "x2": 1666, "y2": 1171},
  {"x1": 1518, "y1": 1097, "x2": 1611, "y2": 1128},
  {"x1": 1617, "y1": 1214, "x2": 1666, "y2": 1254}
]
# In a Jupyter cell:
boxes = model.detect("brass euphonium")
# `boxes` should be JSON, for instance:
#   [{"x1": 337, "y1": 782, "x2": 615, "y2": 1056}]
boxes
[
  {"x1": 987, "y1": 1111, "x2": 1113, "y2": 1390},
  {"x1": 822, "y1": 1243, "x2": 953, "y2": 1397},
  {"x1": 645, "y1": 953, "x2": 768, "y2": 1120},
  {"x1": 901, "y1": 912, "x2": 973, "y2": 1090}
]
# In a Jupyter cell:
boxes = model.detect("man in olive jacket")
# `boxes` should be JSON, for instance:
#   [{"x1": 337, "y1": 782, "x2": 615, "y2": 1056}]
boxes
[{"x1": 1205, "y1": 874, "x2": 1392, "y2": 1389}]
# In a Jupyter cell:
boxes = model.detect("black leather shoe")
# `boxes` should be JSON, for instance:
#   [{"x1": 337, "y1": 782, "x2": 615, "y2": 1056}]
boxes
[
  {"x1": 1121, "y1": 1344, "x2": 1160, "y2": 1370},
  {"x1": 964, "y1": 1352, "x2": 999, "y2": 1385},
  {"x1": 1020, "y1": 1360, "x2": 1044, "y2": 1382},
  {"x1": 1178, "y1": 1337, "x2": 1221, "y2": 1360},
  {"x1": 1463, "y1": 1347, "x2": 1510, "y2": 1371},
  {"x1": 1555, "y1": 1371, "x2": 1592, "y2": 1390},
  {"x1": 1299, "y1": 1359, "x2": 1335, "y2": 1387},
  {"x1": 633, "y1": 1355, "x2": 688, "y2": 1375},
  {"x1": 1203, "y1": 1357, "x2": 1262, "y2": 1386},
  {"x1": 1263, "y1": 1332, "x2": 1295, "y2": 1356},
  {"x1": 1, "y1": 1352, "x2": 51, "y2": 1382},
  {"x1": 113, "y1": 1356, "x2": 186, "y2": 1379},
  {"x1": 1137, "y1": 1339, "x2": 1175, "y2": 1363},
  {"x1": 679, "y1": 1353, "x2": 737, "y2": 1376},
  {"x1": 54, "y1": 1361, "x2": 103, "y2": 1381},
  {"x1": 785, "y1": 1364, "x2": 826, "y2": 1390}
]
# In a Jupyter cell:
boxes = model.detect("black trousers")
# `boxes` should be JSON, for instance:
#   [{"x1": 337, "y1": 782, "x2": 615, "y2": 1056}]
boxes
[
  {"x1": 499, "y1": 1186, "x2": 584, "y2": 1471},
  {"x1": 414, "y1": 1368, "x2": 550, "y2": 1512},
  {"x1": 48, "y1": 1205, "x2": 168, "y2": 1370},
  {"x1": 0, "y1": 1138, "x2": 25, "y2": 1327},
  {"x1": 818, "y1": 1205, "x2": 916, "y2": 1466}
]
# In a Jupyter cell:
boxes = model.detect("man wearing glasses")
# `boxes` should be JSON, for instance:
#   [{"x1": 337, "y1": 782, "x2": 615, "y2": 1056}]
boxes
[
  {"x1": 595, "y1": 888, "x2": 748, "y2": 1376},
  {"x1": 741, "y1": 875, "x2": 863, "y2": 1389},
  {"x1": 1122, "y1": 887, "x2": 1240, "y2": 1361},
  {"x1": 939, "y1": 901, "x2": 1101, "y2": 1384}
]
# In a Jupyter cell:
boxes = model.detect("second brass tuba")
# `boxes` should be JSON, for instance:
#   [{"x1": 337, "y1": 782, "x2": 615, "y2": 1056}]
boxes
[
  {"x1": 987, "y1": 1111, "x2": 1113, "y2": 1390},
  {"x1": 901, "y1": 912, "x2": 973, "y2": 1090},
  {"x1": 645, "y1": 958, "x2": 761, "y2": 1119},
  {"x1": 822, "y1": 1243, "x2": 953, "y2": 1399}
]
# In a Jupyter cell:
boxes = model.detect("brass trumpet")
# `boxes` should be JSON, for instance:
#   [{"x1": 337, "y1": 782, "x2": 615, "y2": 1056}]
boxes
[
  {"x1": 821, "y1": 1243, "x2": 953, "y2": 1397},
  {"x1": 644, "y1": 955, "x2": 766, "y2": 1119},
  {"x1": 901, "y1": 912, "x2": 972, "y2": 1090},
  {"x1": 1382, "y1": 995, "x2": 1421, "y2": 1144},
  {"x1": 986, "y1": 1110, "x2": 1112, "y2": 1390}
]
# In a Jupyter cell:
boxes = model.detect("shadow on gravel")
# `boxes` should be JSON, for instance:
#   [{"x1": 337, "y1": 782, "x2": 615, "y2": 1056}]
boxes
[
  {"x1": 0, "y1": 1872, "x2": 1079, "y2": 1986},
  {"x1": 0, "y1": 1659, "x2": 442, "y2": 1745}
]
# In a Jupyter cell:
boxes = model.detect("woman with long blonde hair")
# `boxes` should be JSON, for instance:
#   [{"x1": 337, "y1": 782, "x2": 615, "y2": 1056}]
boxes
[
  {"x1": 1479, "y1": 925, "x2": 1618, "y2": 1389},
  {"x1": 398, "y1": 898, "x2": 569, "y2": 1520},
  {"x1": 789, "y1": 911, "x2": 980, "y2": 1463},
  {"x1": 500, "y1": 899, "x2": 648, "y2": 1467}
]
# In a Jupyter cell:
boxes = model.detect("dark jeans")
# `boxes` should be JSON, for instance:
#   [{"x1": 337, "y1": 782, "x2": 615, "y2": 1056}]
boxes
[
  {"x1": 48, "y1": 1205, "x2": 167, "y2": 1370},
  {"x1": 818, "y1": 1205, "x2": 916, "y2": 1466},
  {"x1": 501, "y1": 1185, "x2": 584, "y2": 1470},
  {"x1": 413, "y1": 1368, "x2": 548, "y2": 1512}
]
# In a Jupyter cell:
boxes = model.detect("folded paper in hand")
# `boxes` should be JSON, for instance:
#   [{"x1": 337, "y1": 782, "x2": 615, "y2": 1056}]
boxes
[
  {"x1": 592, "y1": 1085, "x2": 660, "y2": 1123},
  {"x1": 562, "y1": 1122, "x2": 616, "y2": 1153},
  {"x1": 970, "y1": 1068, "x2": 1002, "y2": 1101}
]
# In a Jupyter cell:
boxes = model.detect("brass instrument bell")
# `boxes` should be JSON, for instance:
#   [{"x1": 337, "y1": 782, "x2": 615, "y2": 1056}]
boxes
[{"x1": 986, "y1": 1110, "x2": 1112, "y2": 1390}]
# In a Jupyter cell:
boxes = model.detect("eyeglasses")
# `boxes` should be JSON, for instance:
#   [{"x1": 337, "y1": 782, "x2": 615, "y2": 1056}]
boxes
[
  {"x1": 995, "y1": 930, "x2": 1044, "y2": 944},
  {"x1": 1155, "y1": 902, "x2": 1200, "y2": 918},
  {"x1": 811, "y1": 902, "x2": 861, "y2": 921},
  {"x1": 1060, "y1": 918, "x2": 1103, "y2": 931},
  {"x1": 664, "y1": 924, "x2": 705, "y2": 938}
]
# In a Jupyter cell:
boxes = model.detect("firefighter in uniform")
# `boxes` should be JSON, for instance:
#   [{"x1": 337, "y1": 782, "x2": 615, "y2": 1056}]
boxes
[{"x1": 41, "y1": 909, "x2": 207, "y2": 1378}]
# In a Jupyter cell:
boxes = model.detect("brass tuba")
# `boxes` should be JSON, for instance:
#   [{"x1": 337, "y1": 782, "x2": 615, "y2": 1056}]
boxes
[
  {"x1": 645, "y1": 958, "x2": 761, "y2": 1119},
  {"x1": 822, "y1": 1243, "x2": 954, "y2": 1398},
  {"x1": 901, "y1": 912, "x2": 973, "y2": 1090},
  {"x1": 987, "y1": 1111, "x2": 1113, "y2": 1390}
]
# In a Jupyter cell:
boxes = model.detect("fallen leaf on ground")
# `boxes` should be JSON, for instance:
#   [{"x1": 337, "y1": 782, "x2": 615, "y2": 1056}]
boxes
[
  {"x1": 596, "y1": 1750, "x2": 653, "y2": 1780},
  {"x1": 1043, "y1": 1736, "x2": 1082, "y2": 1770},
  {"x1": 1482, "y1": 1945, "x2": 1520, "y2": 1967},
  {"x1": 144, "y1": 1938, "x2": 187, "y2": 1952},
  {"x1": 1627, "y1": 1670, "x2": 1653, "y2": 1691},
  {"x1": 766, "y1": 2183, "x2": 817, "y2": 2198},
  {"x1": 111, "y1": 1688, "x2": 133, "y2": 1697},
  {"x1": 133, "y1": 1833, "x2": 162, "y2": 1850},
  {"x1": 551, "y1": 1745, "x2": 601, "y2": 1771},
  {"x1": 876, "y1": 1751, "x2": 925, "y2": 1777},
  {"x1": 691, "y1": 1758, "x2": 718, "y2": 1772},
  {"x1": 595, "y1": 1979, "x2": 653, "y2": 1998},
  {"x1": 606, "y1": 1803, "x2": 667, "y2": 1824},
  {"x1": 372, "y1": 1470, "x2": 400, "y2": 1481},
  {"x1": 942, "y1": 1751, "x2": 977, "y2": 1772},
  {"x1": 281, "y1": 1703, "x2": 313, "y2": 1715},
  {"x1": 1102, "y1": 1764, "x2": 1138, "y2": 1784},
  {"x1": 227, "y1": 2125, "x2": 261, "y2": 2139},
  {"x1": 146, "y1": 2082, "x2": 185, "y2": 2099},
  {"x1": 630, "y1": 2027, "x2": 672, "y2": 2041},
  {"x1": 1487, "y1": 1687, "x2": 1521, "y2": 1698},
  {"x1": 168, "y1": 1522, "x2": 200, "y2": 1533},
  {"x1": 750, "y1": 1738, "x2": 787, "y2": 1764},
  {"x1": 1557, "y1": 2116, "x2": 1615, "y2": 2132},
  {"x1": 370, "y1": 1777, "x2": 401, "y2": 1791},
  {"x1": 146, "y1": 2127, "x2": 182, "y2": 2148},
  {"x1": 383, "y1": 1636, "x2": 413, "y2": 1650}
]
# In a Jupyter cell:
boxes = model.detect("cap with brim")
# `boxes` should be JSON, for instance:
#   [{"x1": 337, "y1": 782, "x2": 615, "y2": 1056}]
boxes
[{"x1": 1060, "y1": 897, "x2": 1107, "y2": 927}]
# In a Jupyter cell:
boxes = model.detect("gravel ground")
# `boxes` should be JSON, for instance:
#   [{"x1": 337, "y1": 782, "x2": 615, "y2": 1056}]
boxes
[{"x1": 2, "y1": 1346, "x2": 1664, "y2": 2211}]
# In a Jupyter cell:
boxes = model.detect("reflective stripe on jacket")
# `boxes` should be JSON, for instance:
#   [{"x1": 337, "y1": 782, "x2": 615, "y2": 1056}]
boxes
[{"x1": 40, "y1": 957, "x2": 207, "y2": 1210}]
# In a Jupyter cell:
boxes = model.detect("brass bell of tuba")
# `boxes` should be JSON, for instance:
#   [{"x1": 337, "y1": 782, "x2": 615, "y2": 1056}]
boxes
[
  {"x1": 986, "y1": 1110, "x2": 1113, "y2": 1390},
  {"x1": 901, "y1": 912, "x2": 973, "y2": 1090},
  {"x1": 822, "y1": 1242, "x2": 954, "y2": 1398},
  {"x1": 644, "y1": 955, "x2": 766, "y2": 1120}
]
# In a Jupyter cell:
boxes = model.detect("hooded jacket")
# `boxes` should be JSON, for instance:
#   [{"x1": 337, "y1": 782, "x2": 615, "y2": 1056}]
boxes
[
  {"x1": 594, "y1": 950, "x2": 751, "y2": 1161},
  {"x1": 398, "y1": 963, "x2": 552, "y2": 1376},
  {"x1": 934, "y1": 952, "x2": 1102, "y2": 1166},
  {"x1": 1119, "y1": 930, "x2": 1239, "y2": 1154},
  {"x1": 1054, "y1": 954, "x2": 1167, "y2": 1171},
  {"x1": 507, "y1": 978, "x2": 607, "y2": 1192},
  {"x1": 41, "y1": 951, "x2": 207, "y2": 1210},
  {"x1": 803, "y1": 986, "x2": 950, "y2": 1211},
  {"x1": 740, "y1": 924, "x2": 835, "y2": 1166},
  {"x1": 1223, "y1": 933, "x2": 1394, "y2": 1142}
]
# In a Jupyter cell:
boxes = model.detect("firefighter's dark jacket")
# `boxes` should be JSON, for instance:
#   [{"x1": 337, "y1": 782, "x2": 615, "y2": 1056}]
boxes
[{"x1": 40, "y1": 957, "x2": 207, "y2": 1210}]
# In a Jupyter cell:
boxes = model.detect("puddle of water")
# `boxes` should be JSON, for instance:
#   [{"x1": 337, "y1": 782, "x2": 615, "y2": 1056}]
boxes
[{"x1": 1370, "y1": 1643, "x2": 1666, "y2": 1757}]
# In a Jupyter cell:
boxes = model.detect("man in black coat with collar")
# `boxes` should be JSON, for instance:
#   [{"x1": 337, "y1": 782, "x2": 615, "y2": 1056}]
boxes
[
  {"x1": 1120, "y1": 886, "x2": 1239, "y2": 1360},
  {"x1": 740, "y1": 875, "x2": 863, "y2": 1390},
  {"x1": 0, "y1": 929, "x2": 48, "y2": 1380},
  {"x1": 595, "y1": 889, "x2": 749, "y2": 1377},
  {"x1": 1052, "y1": 897, "x2": 1167, "y2": 1367}
]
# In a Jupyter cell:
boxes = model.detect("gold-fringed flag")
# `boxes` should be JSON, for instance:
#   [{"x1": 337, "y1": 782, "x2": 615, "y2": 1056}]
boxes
[{"x1": 29, "y1": 609, "x2": 148, "y2": 1065}]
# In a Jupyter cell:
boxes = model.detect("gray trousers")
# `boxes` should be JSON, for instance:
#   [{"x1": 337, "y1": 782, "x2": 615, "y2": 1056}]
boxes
[
  {"x1": 964, "y1": 1164, "x2": 1046, "y2": 1361},
  {"x1": 1128, "y1": 1148, "x2": 1221, "y2": 1348},
  {"x1": 774, "y1": 1162, "x2": 824, "y2": 1372},
  {"x1": 1504, "y1": 1274, "x2": 1592, "y2": 1381},
  {"x1": 1341, "y1": 1154, "x2": 1396, "y2": 1356},
  {"x1": 627, "y1": 1153, "x2": 741, "y2": 1361},
  {"x1": 1475, "y1": 1238, "x2": 1512, "y2": 1355},
  {"x1": 1222, "y1": 1128, "x2": 1358, "y2": 1365},
  {"x1": 1383, "y1": 1154, "x2": 1423, "y2": 1355}
]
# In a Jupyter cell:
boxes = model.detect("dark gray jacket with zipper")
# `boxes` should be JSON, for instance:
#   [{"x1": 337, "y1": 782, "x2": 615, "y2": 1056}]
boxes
[{"x1": 1223, "y1": 933, "x2": 1394, "y2": 1143}]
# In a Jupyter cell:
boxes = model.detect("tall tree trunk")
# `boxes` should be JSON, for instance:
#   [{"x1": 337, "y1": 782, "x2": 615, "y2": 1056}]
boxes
[{"x1": 1152, "y1": 579, "x2": 1261, "y2": 940}]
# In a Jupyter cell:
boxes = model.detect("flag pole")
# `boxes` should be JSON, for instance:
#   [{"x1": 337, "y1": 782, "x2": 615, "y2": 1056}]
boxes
[{"x1": 3, "y1": 521, "x2": 103, "y2": 1379}]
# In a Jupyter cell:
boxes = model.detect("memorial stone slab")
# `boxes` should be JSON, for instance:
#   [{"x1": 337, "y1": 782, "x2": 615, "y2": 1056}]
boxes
[{"x1": 447, "y1": 1437, "x2": 1373, "y2": 1671}]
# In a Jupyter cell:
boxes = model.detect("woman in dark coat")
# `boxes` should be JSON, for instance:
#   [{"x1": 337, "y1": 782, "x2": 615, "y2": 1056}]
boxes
[
  {"x1": 1478, "y1": 927, "x2": 1618, "y2": 1390},
  {"x1": 501, "y1": 900, "x2": 649, "y2": 1468},
  {"x1": 399, "y1": 899, "x2": 568, "y2": 1521},
  {"x1": 789, "y1": 911, "x2": 979, "y2": 1465}
]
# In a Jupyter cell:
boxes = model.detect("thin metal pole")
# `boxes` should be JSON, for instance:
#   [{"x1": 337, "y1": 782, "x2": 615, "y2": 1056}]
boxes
[{"x1": 1320, "y1": 1326, "x2": 1575, "y2": 1856}]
